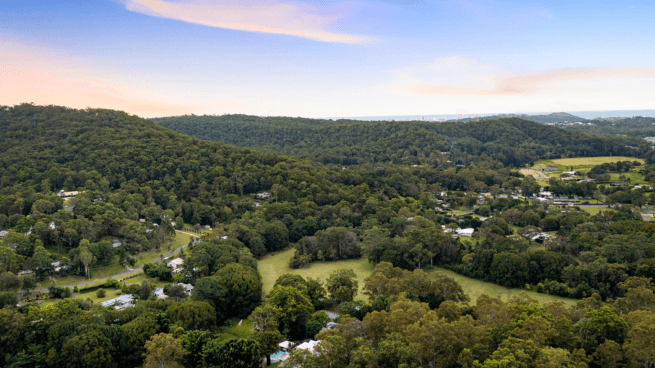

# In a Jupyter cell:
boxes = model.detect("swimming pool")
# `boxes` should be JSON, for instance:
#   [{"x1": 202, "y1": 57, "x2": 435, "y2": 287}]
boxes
[{"x1": 271, "y1": 351, "x2": 285, "y2": 359}]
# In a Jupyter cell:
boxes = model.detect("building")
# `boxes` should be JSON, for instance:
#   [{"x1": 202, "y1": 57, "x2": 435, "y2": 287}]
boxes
[
  {"x1": 57, "y1": 190, "x2": 80, "y2": 198},
  {"x1": 173, "y1": 283, "x2": 194, "y2": 295},
  {"x1": 112, "y1": 240, "x2": 122, "y2": 248},
  {"x1": 153, "y1": 287, "x2": 167, "y2": 299},
  {"x1": 167, "y1": 258, "x2": 184, "y2": 270},
  {"x1": 539, "y1": 167, "x2": 558, "y2": 172},
  {"x1": 0, "y1": 230, "x2": 8, "y2": 238},
  {"x1": 101, "y1": 294, "x2": 135, "y2": 310},
  {"x1": 456, "y1": 228, "x2": 475, "y2": 237},
  {"x1": 295, "y1": 340, "x2": 321, "y2": 354},
  {"x1": 256, "y1": 192, "x2": 271, "y2": 199}
]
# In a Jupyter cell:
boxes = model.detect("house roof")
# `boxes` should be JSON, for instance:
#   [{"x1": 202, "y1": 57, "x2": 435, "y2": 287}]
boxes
[
  {"x1": 296, "y1": 340, "x2": 321, "y2": 353},
  {"x1": 101, "y1": 294, "x2": 135, "y2": 310}
]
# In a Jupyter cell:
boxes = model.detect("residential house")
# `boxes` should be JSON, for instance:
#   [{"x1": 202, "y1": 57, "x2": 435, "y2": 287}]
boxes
[
  {"x1": 174, "y1": 283, "x2": 194, "y2": 295},
  {"x1": 101, "y1": 294, "x2": 135, "y2": 310},
  {"x1": 295, "y1": 340, "x2": 321, "y2": 354},
  {"x1": 456, "y1": 228, "x2": 475, "y2": 237},
  {"x1": 0, "y1": 230, "x2": 8, "y2": 238},
  {"x1": 167, "y1": 258, "x2": 184, "y2": 270},
  {"x1": 153, "y1": 287, "x2": 167, "y2": 299},
  {"x1": 256, "y1": 192, "x2": 271, "y2": 199},
  {"x1": 112, "y1": 240, "x2": 122, "y2": 248}
]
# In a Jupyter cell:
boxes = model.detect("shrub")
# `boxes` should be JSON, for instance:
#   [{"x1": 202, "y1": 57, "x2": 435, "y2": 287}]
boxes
[
  {"x1": 73, "y1": 285, "x2": 79, "y2": 293},
  {"x1": 97, "y1": 288, "x2": 106, "y2": 298}
]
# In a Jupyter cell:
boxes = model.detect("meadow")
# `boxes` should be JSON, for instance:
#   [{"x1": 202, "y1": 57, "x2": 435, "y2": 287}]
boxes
[
  {"x1": 533, "y1": 156, "x2": 644, "y2": 171},
  {"x1": 258, "y1": 248, "x2": 575, "y2": 306}
]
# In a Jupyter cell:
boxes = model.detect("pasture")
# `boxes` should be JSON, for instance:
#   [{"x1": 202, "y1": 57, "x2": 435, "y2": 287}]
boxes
[
  {"x1": 533, "y1": 156, "x2": 644, "y2": 172},
  {"x1": 257, "y1": 249, "x2": 575, "y2": 306}
]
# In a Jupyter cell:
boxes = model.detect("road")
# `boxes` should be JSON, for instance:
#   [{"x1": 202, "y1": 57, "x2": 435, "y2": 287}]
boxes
[{"x1": 31, "y1": 230, "x2": 200, "y2": 293}]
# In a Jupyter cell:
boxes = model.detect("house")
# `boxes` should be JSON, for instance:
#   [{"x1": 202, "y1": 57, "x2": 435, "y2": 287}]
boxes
[
  {"x1": 203, "y1": 225, "x2": 212, "y2": 230},
  {"x1": 279, "y1": 341, "x2": 293, "y2": 352},
  {"x1": 167, "y1": 258, "x2": 184, "y2": 270},
  {"x1": 49, "y1": 222, "x2": 57, "y2": 230},
  {"x1": 456, "y1": 228, "x2": 475, "y2": 237},
  {"x1": 220, "y1": 236, "x2": 228, "y2": 240},
  {"x1": 57, "y1": 190, "x2": 80, "y2": 198},
  {"x1": 325, "y1": 312, "x2": 339, "y2": 321},
  {"x1": 530, "y1": 233, "x2": 553, "y2": 243},
  {"x1": 174, "y1": 283, "x2": 194, "y2": 294},
  {"x1": 295, "y1": 340, "x2": 321, "y2": 354},
  {"x1": 112, "y1": 240, "x2": 122, "y2": 248},
  {"x1": 256, "y1": 192, "x2": 271, "y2": 199},
  {"x1": 0, "y1": 230, "x2": 8, "y2": 238},
  {"x1": 553, "y1": 197, "x2": 579, "y2": 203},
  {"x1": 153, "y1": 287, "x2": 168, "y2": 299},
  {"x1": 51, "y1": 261, "x2": 64, "y2": 273},
  {"x1": 139, "y1": 219, "x2": 146, "y2": 223},
  {"x1": 539, "y1": 167, "x2": 558, "y2": 172},
  {"x1": 101, "y1": 294, "x2": 135, "y2": 310}
]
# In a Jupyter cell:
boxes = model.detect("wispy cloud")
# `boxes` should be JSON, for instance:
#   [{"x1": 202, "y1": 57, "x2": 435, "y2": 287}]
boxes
[
  {"x1": 122, "y1": 0, "x2": 376, "y2": 44},
  {"x1": 0, "y1": 38, "x2": 249, "y2": 117},
  {"x1": 390, "y1": 57, "x2": 655, "y2": 96}
]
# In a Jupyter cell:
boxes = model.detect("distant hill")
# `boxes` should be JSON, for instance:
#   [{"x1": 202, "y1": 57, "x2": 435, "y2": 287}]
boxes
[
  {"x1": 562, "y1": 116, "x2": 655, "y2": 139},
  {"x1": 154, "y1": 114, "x2": 649, "y2": 167}
]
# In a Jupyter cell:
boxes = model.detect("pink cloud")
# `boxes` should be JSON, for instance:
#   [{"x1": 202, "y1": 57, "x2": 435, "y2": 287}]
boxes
[
  {"x1": 0, "y1": 39, "x2": 244, "y2": 117},
  {"x1": 123, "y1": 0, "x2": 375, "y2": 44},
  {"x1": 410, "y1": 66, "x2": 655, "y2": 96}
]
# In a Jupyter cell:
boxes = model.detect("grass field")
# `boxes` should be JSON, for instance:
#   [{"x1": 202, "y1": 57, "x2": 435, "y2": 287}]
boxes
[
  {"x1": 257, "y1": 249, "x2": 575, "y2": 306},
  {"x1": 579, "y1": 206, "x2": 607, "y2": 215},
  {"x1": 534, "y1": 156, "x2": 644, "y2": 171},
  {"x1": 259, "y1": 248, "x2": 375, "y2": 301}
]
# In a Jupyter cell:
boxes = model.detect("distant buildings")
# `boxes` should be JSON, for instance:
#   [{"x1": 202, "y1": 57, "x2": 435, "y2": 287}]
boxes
[{"x1": 0, "y1": 230, "x2": 8, "y2": 238}]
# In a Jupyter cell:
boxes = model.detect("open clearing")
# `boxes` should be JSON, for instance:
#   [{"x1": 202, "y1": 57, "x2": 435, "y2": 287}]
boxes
[
  {"x1": 258, "y1": 249, "x2": 575, "y2": 306},
  {"x1": 534, "y1": 156, "x2": 644, "y2": 171}
]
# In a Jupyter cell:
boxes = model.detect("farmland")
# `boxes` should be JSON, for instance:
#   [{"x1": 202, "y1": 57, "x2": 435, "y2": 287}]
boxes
[{"x1": 258, "y1": 248, "x2": 575, "y2": 306}]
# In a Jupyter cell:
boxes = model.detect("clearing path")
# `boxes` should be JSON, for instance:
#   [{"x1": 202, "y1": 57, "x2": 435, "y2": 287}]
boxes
[{"x1": 31, "y1": 230, "x2": 200, "y2": 293}]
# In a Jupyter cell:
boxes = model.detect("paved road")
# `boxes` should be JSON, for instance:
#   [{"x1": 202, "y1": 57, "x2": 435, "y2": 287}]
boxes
[{"x1": 31, "y1": 230, "x2": 200, "y2": 293}]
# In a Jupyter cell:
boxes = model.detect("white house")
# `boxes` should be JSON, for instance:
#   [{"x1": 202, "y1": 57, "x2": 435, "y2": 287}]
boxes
[
  {"x1": 167, "y1": 258, "x2": 184, "y2": 270},
  {"x1": 295, "y1": 340, "x2": 321, "y2": 354},
  {"x1": 49, "y1": 222, "x2": 57, "y2": 230},
  {"x1": 101, "y1": 294, "x2": 135, "y2": 310},
  {"x1": 0, "y1": 230, "x2": 8, "y2": 238},
  {"x1": 256, "y1": 192, "x2": 271, "y2": 199},
  {"x1": 456, "y1": 228, "x2": 475, "y2": 237}
]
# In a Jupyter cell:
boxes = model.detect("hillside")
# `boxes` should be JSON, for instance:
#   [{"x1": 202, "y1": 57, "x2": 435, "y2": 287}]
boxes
[
  {"x1": 562, "y1": 116, "x2": 655, "y2": 138},
  {"x1": 154, "y1": 114, "x2": 649, "y2": 167}
]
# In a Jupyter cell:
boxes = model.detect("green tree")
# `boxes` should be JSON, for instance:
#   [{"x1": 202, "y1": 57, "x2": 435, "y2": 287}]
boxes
[
  {"x1": 78, "y1": 244, "x2": 95, "y2": 279},
  {"x1": 267, "y1": 285, "x2": 314, "y2": 339},
  {"x1": 214, "y1": 263, "x2": 262, "y2": 318},
  {"x1": 143, "y1": 333, "x2": 186, "y2": 368},
  {"x1": 180, "y1": 330, "x2": 212, "y2": 368},
  {"x1": 249, "y1": 303, "x2": 283, "y2": 366},
  {"x1": 202, "y1": 338, "x2": 261, "y2": 368},
  {"x1": 327, "y1": 269, "x2": 359, "y2": 303}
]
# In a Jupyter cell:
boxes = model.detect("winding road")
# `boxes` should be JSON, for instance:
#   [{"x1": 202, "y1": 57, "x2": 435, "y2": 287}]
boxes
[{"x1": 31, "y1": 230, "x2": 200, "y2": 293}]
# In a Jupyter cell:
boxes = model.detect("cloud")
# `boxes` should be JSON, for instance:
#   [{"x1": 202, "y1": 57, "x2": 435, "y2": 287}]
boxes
[
  {"x1": 122, "y1": 0, "x2": 376, "y2": 44},
  {"x1": 0, "y1": 38, "x2": 250, "y2": 117},
  {"x1": 391, "y1": 57, "x2": 655, "y2": 96}
]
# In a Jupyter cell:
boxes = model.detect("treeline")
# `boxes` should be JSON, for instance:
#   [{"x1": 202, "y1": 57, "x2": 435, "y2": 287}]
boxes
[{"x1": 154, "y1": 114, "x2": 650, "y2": 167}]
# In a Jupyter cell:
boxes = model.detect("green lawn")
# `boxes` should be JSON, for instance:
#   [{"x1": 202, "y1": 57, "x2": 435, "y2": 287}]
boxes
[
  {"x1": 215, "y1": 318, "x2": 255, "y2": 342},
  {"x1": 579, "y1": 206, "x2": 607, "y2": 215},
  {"x1": 258, "y1": 248, "x2": 375, "y2": 301},
  {"x1": 257, "y1": 249, "x2": 575, "y2": 306},
  {"x1": 534, "y1": 156, "x2": 644, "y2": 171}
]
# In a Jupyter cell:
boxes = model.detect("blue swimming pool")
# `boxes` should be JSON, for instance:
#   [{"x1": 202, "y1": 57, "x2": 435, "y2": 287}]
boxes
[{"x1": 271, "y1": 351, "x2": 285, "y2": 359}]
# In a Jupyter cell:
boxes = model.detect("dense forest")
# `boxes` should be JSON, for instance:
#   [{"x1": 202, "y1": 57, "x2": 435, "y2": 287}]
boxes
[
  {"x1": 153, "y1": 114, "x2": 650, "y2": 167},
  {"x1": 2, "y1": 105, "x2": 655, "y2": 368},
  {"x1": 563, "y1": 116, "x2": 655, "y2": 139}
]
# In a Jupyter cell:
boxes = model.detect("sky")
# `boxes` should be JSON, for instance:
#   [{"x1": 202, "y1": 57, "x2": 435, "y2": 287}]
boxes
[{"x1": 1, "y1": 0, "x2": 655, "y2": 118}]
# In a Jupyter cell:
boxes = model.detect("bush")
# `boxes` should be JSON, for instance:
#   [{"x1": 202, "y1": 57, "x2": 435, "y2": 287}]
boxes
[
  {"x1": 73, "y1": 285, "x2": 79, "y2": 293},
  {"x1": 0, "y1": 291, "x2": 18, "y2": 308},
  {"x1": 104, "y1": 278, "x2": 120, "y2": 289},
  {"x1": 97, "y1": 288, "x2": 106, "y2": 298}
]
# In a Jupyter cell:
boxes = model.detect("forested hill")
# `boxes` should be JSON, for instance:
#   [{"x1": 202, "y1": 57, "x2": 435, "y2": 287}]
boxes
[
  {"x1": 562, "y1": 116, "x2": 655, "y2": 138},
  {"x1": 154, "y1": 114, "x2": 649, "y2": 167}
]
